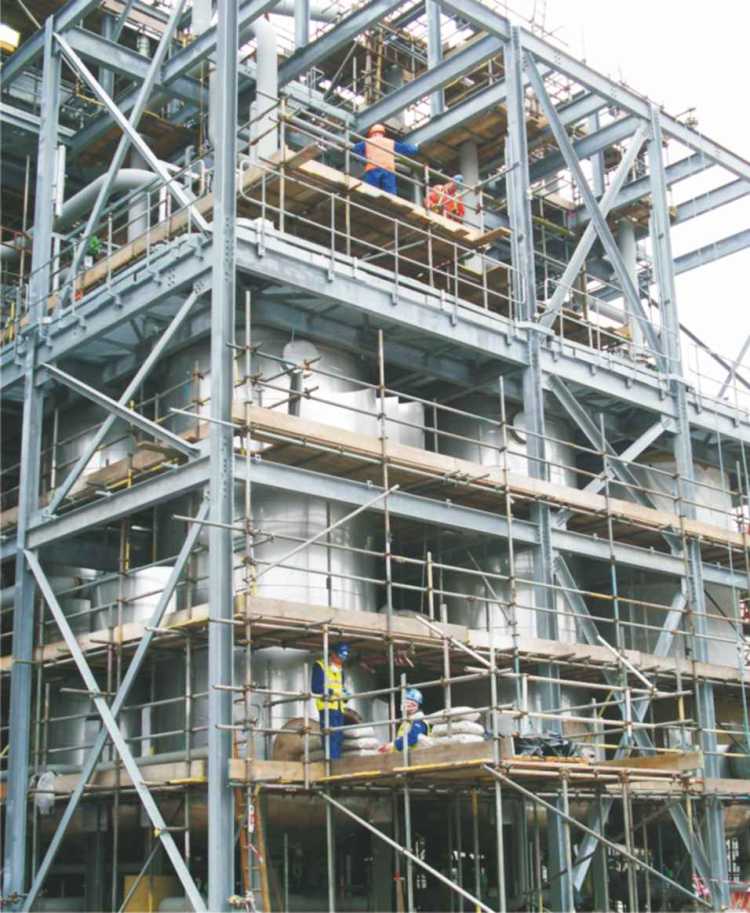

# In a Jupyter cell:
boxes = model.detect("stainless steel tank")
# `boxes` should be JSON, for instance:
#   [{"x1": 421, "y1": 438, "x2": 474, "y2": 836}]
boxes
[
  {"x1": 44, "y1": 401, "x2": 135, "y2": 495},
  {"x1": 46, "y1": 679, "x2": 143, "y2": 767},
  {"x1": 437, "y1": 395, "x2": 578, "y2": 642},
  {"x1": 92, "y1": 565, "x2": 177, "y2": 630},
  {"x1": 624, "y1": 456, "x2": 738, "y2": 666},
  {"x1": 436, "y1": 396, "x2": 591, "y2": 740}
]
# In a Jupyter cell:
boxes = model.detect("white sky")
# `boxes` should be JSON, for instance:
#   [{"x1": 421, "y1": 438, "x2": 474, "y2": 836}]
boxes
[{"x1": 507, "y1": 0, "x2": 750, "y2": 393}]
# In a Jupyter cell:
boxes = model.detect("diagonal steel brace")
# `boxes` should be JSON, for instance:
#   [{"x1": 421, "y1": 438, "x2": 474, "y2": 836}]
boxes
[
  {"x1": 539, "y1": 122, "x2": 650, "y2": 328},
  {"x1": 524, "y1": 54, "x2": 664, "y2": 363},
  {"x1": 46, "y1": 286, "x2": 206, "y2": 515},
  {"x1": 56, "y1": 0, "x2": 190, "y2": 311},
  {"x1": 53, "y1": 32, "x2": 210, "y2": 233},
  {"x1": 22, "y1": 503, "x2": 208, "y2": 912},
  {"x1": 42, "y1": 362, "x2": 199, "y2": 458}
]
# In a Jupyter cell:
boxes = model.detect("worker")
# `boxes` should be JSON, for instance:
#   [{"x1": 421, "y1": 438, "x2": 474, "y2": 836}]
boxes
[
  {"x1": 425, "y1": 175, "x2": 466, "y2": 222},
  {"x1": 352, "y1": 123, "x2": 419, "y2": 196},
  {"x1": 311, "y1": 643, "x2": 351, "y2": 760},
  {"x1": 378, "y1": 687, "x2": 431, "y2": 753}
]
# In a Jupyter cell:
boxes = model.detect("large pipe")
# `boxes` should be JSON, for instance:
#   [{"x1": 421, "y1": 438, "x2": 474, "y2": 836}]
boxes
[{"x1": 0, "y1": 169, "x2": 158, "y2": 265}]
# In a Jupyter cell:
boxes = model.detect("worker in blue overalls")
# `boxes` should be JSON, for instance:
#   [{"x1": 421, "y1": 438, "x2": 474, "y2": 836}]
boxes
[
  {"x1": 352, "y1": 123, "x2": 419, "y2": 196},
  {"x1": 379, "y1": 687, "x2": 431, "y2": 753},
  {"x1": 311, "y1": 643, "x2": 351, "y2": 760}
]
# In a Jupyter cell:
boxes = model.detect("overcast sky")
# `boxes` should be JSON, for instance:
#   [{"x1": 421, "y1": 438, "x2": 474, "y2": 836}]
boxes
[{"x1": 507, "y1": 0, "x2": 750, "y2": 398}]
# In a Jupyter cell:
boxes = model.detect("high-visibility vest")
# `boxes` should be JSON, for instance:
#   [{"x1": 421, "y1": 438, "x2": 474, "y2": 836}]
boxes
[
  {"x1": 396, "y1": 716, "x2": 430, "y2": 741},
  {"x1": 425, "y1": 183, "x2": 465, "y2": 220},
  {"x1": 364, "y1": 136, "x2": 395, "y2": 172},
  {"x1": 314, "y1": 659, "x2": 345, "y2": 711}
]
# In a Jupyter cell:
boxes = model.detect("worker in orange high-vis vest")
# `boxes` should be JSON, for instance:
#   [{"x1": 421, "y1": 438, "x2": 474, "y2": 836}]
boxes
[{"x1": 352, "y1": 123, "x2": 419, "y2": 195}]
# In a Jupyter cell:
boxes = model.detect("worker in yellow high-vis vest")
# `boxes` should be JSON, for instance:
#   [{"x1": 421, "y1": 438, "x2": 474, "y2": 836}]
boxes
[
  {"x1": 311, "y1": 643, "x2": 351, "y2": 759},
  {"x1": 378, "y1": 688, "x2": 431, "y2": 753}
]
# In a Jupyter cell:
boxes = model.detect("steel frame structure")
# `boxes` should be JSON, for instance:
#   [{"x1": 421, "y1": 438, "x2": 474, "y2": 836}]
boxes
[{"x1": 1, "y1": 1, "x2": 749, "y2": 911}]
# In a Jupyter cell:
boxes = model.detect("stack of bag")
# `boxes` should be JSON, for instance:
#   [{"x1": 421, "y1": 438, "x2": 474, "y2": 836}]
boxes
[
  {"x1": 308, "y1": 723, "x2": 382, "y2": 761},
  {"x1": 427, "y1": 707, "x2": 486, "y2": 746}
]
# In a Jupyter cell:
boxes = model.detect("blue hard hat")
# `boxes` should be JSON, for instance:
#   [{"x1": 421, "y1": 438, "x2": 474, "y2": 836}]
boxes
[
  {"x1": 333, "y1": 643, "x2": 350, "y2": 660},
  {"x1": 404, "y1": 687, "x2": 423, "y2": 705},
  {"x1": 452, "y1": 174, "x2": 463, "y2": 184}
]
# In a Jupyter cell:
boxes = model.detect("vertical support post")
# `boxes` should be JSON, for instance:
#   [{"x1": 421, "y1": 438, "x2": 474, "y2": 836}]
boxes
[
  {"x1": 426, "y1": 0, "x2": 444, "y2": 116},
  {"x1": 2, "y1": 19, "x2": 60, "y2": 906},
  {"x1": 295, "y1": 0, "x2": 310, "y2": 50},
  {"x1": 588, "y1": 112, "x2": 605, "y2": 197},
  {"x1": 208, "y1": 0, "x2": 238, "y2": 907},
  {"x1": 505, "y1": 26, "x2": 572, "y2": 912},
  {"x1": 648, "y1": 104, "x2": 728, "y2": 910},
  {"x1": 459, "y1": 140, "x2": 480, "y2": 229},
  {"x1": 100, "y1": 14, "x2": 115, "y2": 97}
]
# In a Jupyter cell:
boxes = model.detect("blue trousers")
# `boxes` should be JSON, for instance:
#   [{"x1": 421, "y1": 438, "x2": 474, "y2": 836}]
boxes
[
  {"x1": 364, "y1": 167, "x2": 397, "y2": 194},
  {"x1": 319, "y1": 707, "x2": 345, "y2": 759}
]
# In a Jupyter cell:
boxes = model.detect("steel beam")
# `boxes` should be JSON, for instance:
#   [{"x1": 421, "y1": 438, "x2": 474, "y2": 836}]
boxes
[
  {"x1": 570, "y1": 152, "x2": 714, "y2": 229},
  {"x1": 674, "y1": 178, "x2": 750, "y2": 223},
  {"x1": 355, "y1": 34, "x2": 502, "y2": 133},
  {"x1": 65, "y1": 27, "x2": 204, "y2": 105},
  {"x1": 41, "y1": 363, "x2": 199, "y2": 457},
  {"x1": 2, "y1": 21, "x2": 60, "y2": 906},
  {"x1": 0, "y1": 0, "x2": 100, "y2": 87},
  {"x1": 538, "y1": 123, "x2": 649, "y2": 328},
  {"x1": 207, "y1": 0, "x2": 237, "y2": 905},
  {"x1": 21, "y1": 501, "x2": 209, "y2": 911},
  {"x1": 279, "y1": 0, "x2": 406, "y2": 85},
  {"x1": 673, "y1": 227, "x2": 750, "y2": 274},
  {"x1": 529, "y1": 115, "x2": 640, "y2": 184},
  {"x1": 25, "y1": 551, "x2": 207, "y2": 912},
  {"x1": 53, "y1": 32, "x2": 210, "y2": 232}
]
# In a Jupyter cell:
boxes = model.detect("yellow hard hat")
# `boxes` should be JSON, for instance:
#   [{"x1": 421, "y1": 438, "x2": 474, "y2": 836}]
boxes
[{"x1": 368, "y1": 123, "x2": 386, "y2": 136}]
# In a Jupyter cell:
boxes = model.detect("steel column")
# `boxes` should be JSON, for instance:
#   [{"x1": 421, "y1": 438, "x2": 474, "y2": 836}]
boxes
[
  {"x1": 426, "y1": 0, "x2": 445, "y2": 116},
  {"x1": 505, "y1": 26, "x2": 573, "y2": 912},
  {"x1": 208, "y1": 0, "x2": 238, "y2": 905},
  {"x1": 294, "y1": 0, "x2": 310, "y2": 49},
  {"x1": 2, "y1": 19, "x2": 60, "y2": 907},
  {"x1": 648, "y1": 104, "x2": 729, "y2": 910}
]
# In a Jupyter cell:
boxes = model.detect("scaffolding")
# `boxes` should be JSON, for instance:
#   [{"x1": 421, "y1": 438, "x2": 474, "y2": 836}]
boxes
[{"x1": 1, "y1": 1, "x2": 749, "y2": 912}]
